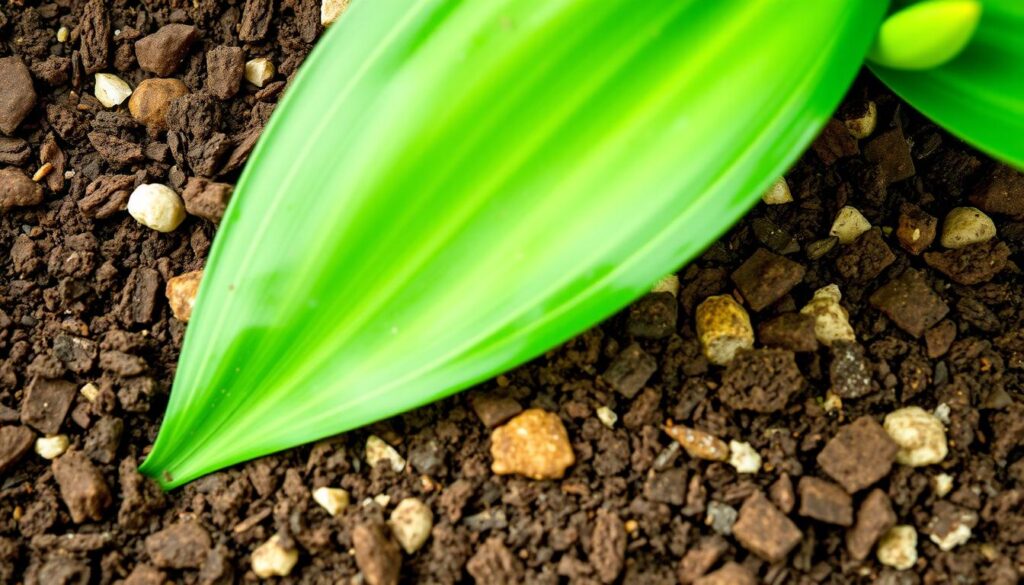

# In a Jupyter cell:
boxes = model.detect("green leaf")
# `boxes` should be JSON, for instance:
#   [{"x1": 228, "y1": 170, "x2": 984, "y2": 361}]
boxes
[
  {"x1": 870, "y1": 0, "x2": 1024, "y2": 168},
  {"x1": 868, "y1": 0, "x2": 982, "y2": 70},
  {"x1": 140, "y1": 0, "x2": 887, "y2": 489}
]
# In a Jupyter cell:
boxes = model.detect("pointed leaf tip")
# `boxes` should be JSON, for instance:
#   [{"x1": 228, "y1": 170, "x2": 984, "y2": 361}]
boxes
[{"x1": 869, "y1": 0, "x2": 983, "y2": 70}]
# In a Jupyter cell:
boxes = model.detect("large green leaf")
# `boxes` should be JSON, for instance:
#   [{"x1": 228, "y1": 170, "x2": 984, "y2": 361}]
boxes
[
  {"x1": 870, "y1": 0, "x2": 1024, "y2": 167},
  {"x1": 140, "y1": 0, "x2": 887, "y2": 488}
]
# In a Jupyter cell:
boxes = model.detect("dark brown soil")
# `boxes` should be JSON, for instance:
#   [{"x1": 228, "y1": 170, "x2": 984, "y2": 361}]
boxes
[{"x1": 2, "y1": 2, "x2": 1024, "y2": 584}]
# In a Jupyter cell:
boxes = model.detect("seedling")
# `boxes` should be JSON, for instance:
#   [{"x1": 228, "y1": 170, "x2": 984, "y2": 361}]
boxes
[{"x1": 140, "y1": 0, "x2": 1022, "y2": 488}]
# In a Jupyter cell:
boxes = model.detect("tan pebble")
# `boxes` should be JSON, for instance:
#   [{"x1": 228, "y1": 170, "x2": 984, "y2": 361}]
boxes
[
  {"x1": 800, "y1": 284, "x2": 855, "y2": 346},
  {"x1": 876, "y1": 525, "x2": 917, "y2": 570},
  {"x1": 883, "y1": 406, "x2": 947, "y2": 467},
  {"x1": 365, "y1": 435, "x2": 406, "y2": 473},
  {"x1": 321, "y1": 0, "x2": 352, "y2": 26},
  {"x1": 94, "y1": 73, "x2": 133, "y2": 108},
  {"x1": 651, "y1": 274, "x2": 680, "y2": 296},
  {"x1": 490, "y1": 409, "x2": 574, "y2": 480},
  {"x1": 830, "y1": 206, "x2": 871, "y2": 244},
  {"x1": 728, "y1": 440, "x2": 761, "y2": 474},
  {"x1": 388, "y1": 497, "x2": 433, "y2": 554},
  {"x1": 128, "y1": 78, "x2": 188, "y2": 131},
  {"x1": 761, "y1": 177, "x2": 793, "y2": 205},
  {"x1": 695, "y1": 294, "x2": 754, "y2": 366},
  {"x1": 245, "y1": 58, "x2": 275, "y2": 88},
  {"x1": 844, "y1": 101, "x2": 877, "y2": 139},
  {"x1": 80, "y1": 383, "x2": 100, "y2": 402},
  {"x1": 940, "y1": 206, "x2": 996, "y2": 249},
  {"x1": 35, "y1": 435, "x2": 70, "y2": 460},
  {"x1": 312, "y1": 486, "x2": 350, "y2": 517},
  {"x1": 165, "y1": 270, "x2": 203, "y2": 322},
  {"x1": 663, "y1": 422, "x2": 729, "y2": 461},
  {"x1": 251, "y1": 534, "x2": 298, "y2": 578}
]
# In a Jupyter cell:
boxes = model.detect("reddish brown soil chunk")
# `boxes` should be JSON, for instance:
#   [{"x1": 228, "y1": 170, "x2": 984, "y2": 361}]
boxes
[
  {"x1": 79, "y1": 0, "x2": 110, "y2": 74},
  {"x1": 730, "y1": 248, "x2": 805, "y2": 311},
  {"x1": 123, "y1": 564, "x2": 166, "y2": 585},
  {"x1": 770, "y1": 473, "x2": 796, "y2": 514},
  {"x1": 836, "y1": 227, "x2": 895, "y2": 282},
  {"x1": 758, "y1": 312, "x2": 818, "y2": 352},
  {"x1": 353, "y1": 522, "x2": 401, "y2": 585},
  {"x1": 925, "y1": 319, "x2": 957, "y2": 358},
  {"x1": 811, "y1": 118, "x2": 859, "y2": 165},
  {"x1": 970, "y1": 165, "x2": 1024, "y2": 219},
  {"x1": 240, "y1": 0, "x2": 275, "y2": 42},
  {"x1": 0, "y1": 425, "x2": 35, "y2": 474},
  {"x1": 869, "y1": 268, "x2": 949, "y2": 337},
  {"x1": 470, "y1": 392, "x2": 522, "y2": 428},
  {"x1": 693, "y1": 562, "x2": 756, "y2": 585},
  {"x1": 846, "y1": 489, "x2": 896, "y2": 560},
  {"x1": 0, "y1": 167, "x2": 44, "y2": 210},
  {"x1": 732, "y1": 491, "x2": 802, "y2": 562},
  {"x1": 0, "y1": 56, "x2": 36, "y2": 135},
  {"x1": 20, "y1": 376, "x2": 76, "y2": 435},
  {"x1": 79, "y1": 174, "x2": 136, "y2": 219},
  {"x1": 798, "y1": 476, "x2": 853, "y2": 526},
  {"x1": 589, "y1": 510, "x2": 626, "y2": 583},
  {"x1": 864, "y1": 127, "x2": 915, "y2": 184},
  {"x1": 677, "y1": 535, "x2": 728, "y2": 584},
  {"x1": 816, "y1": 417, "x2": 898, "y2": 493},
  {"x1": 467, "y1": 537, "x2": 523, "y2": 584},
  {"x1": 896, "y1": 202, "x2": 938, "y2": 254},
  {"x1": 206, "y1": 46, "x2": 246, "y2": 100},
  {"x1": 0, "y1": 136, "x2": 31, "y2": 164},
  {"x1": 183, "y1": 177, "x2": 233, "y2": 224},
  {"x1": 135, "y1": 24, "x2": 198, "y2": 76},
  {"x1": 627, "y1": 292, "x2": 678, "y2": 338},
  {"x1": 145, "y1": 521, "x2": 212, "y2": 569},
  {"x1": 52, "y1": 450, "x2": 112, "y2": 524},
  {"x1": 719, "y1": 349, "x2": 803, "y2": 412},
  {"x1": 829, "y1": 341, "x2": 875, "y2": 398},
  {"x1": 924, "y1": 240, "x2": 1011, "y2": 285},
  {"x1": 602, "y1": 342, "x2": 656, "y2": 398}
]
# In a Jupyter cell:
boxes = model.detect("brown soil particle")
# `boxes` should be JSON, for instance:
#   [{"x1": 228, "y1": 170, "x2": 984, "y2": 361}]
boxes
[
  {"x1": 182, "y1": 177, "x2": 233, "y2": 224},
  {"x1": 145, "y1": 520, "x2": 212, "y2": 569},
  {"x1": 797, "y1": 476, "x2": 853, "y2": 526},
  {"x1": 0, "y1": 167, "x2": 44, "y2": 210},
  {"x1": 20, "y1": 376, "x2": 76, "y2": 434},
  {"x1": 829, "y1": 340, "x2": 876, "y2": 398},
  {"x1": 353, "y1": 521, "x2": 402, "y2": 585},
  {"x1": 897, "y1": 202, "x2": 938, "y2": 254},
  {"x1": 923, "y1": 239, "x2": 1011, "y2": 285},
  {"x1": 870, "y1": 268, "x2": 950, "y2": 337},
  {"x1": 693, "y1": 561, "x2": 756, "y2": 585},
  {"x1": 836, "y1": 227, "x2": 896, "y2": 282},
  {"x1": 969, "y1": 164, "x2": 1024, "y2": 220},
  {"x1": 52, "y1": 450, "x2": 113, "y2": 524},
  {"x1": 758, "y1": 312, "x2": 818, "y2": 352},
  {"x1": 206, "y1": 46, "x2": 247, "y2": 100},
  {"x1": 602, "y1": 341, "x2": 656, "y2": 398},
  {"x1": 846, "y1": 488, "x2": 897, "y2": 560},
  {"x1": 676, "y1": 535, "x2": 728, "y2": 584},
  {"x1": 134, "y1": 24, "x2": 199, "y2": 77},
  {"x1": 731, "y1": 490, "x2": 802, "y2": 562},
  {"x1": 627, "y1": 291, "x2": 678, "y2": 338},
  {"x1": 589, "y1": 509, "x2": 626, "y2": 583},
  {"x1": 864, "y1": 126, "x2": 915, "y2": 184},
  {"x1": 719, "y1": 348, "x2": 803, "y2": 412},
  {"x1": 0, "y1": 56, "x2": 36, "y2": 135},
  {"x1": 730, "y1": 247, "x2": 805, "y2": 311},
  {"x1": 817, "y1": 416, "x2": 898, "y2": 493},
  {"x1": 0, "y1": 424, "x2": 35, "y2": 473},
  {"x1": 810, "y1": 118, "x2": 859, "y2": 165}
]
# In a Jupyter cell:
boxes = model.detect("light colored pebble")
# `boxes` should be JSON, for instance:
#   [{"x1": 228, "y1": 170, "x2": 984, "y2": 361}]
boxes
[
  {"x1": 127, "y1": 184, "x2": 186, "y2": 233},
  {"x1": 728, "y1": 440, "x2": 761, "y2": 474},
  {"x1": 877, "y1": 525, "x2": 917, "y2": 570},
  {"x1": 34, "y1": 435, "x2": 69, "y2": 460},
  {"x1": 761, "y1": 177, "x2": 793, "y2": 205},
  {"x1": 695, "y1": 295, "x2": 754, "y2": 366},
  {"x1": 321, "y1": 0, "x2": 352, "y2": 26},
  {"x1": 490, "y1": 409, "x2": 575, "y2": 480},
  {"x1": 844, "y1": 101, "x2": 878, "y2": 139},
  {"x1": 800, "y1": 284, "x2": 856, "y2": 346},
  {"x1": 80, "y1": 382, "x2": 100, "y2": 402},
  {"x1": 940, "y1": 207, "x2": 996, "y2": 249},
  {"x1": 32, "y1": 163, "x2": 53, "y2": 183},
  {"x1": 374, "y1": 494, "x2": 391, "y2": 508},
  {"x1": 94, "y1": 73, "x2": 133, "y2": 108},
  {"x1": 663, "y1": 423, "x2": 729, "y2": 461},
  {"x1": 830, "y1": 206, "x2": 871, "y2": 244},
  {"x1": 365, "y1": 435, "x2": 406, "y2": 473},
  {"x1": 165, "y1": 270, "x2": 202, "y2": 322},
  {"x1": 930, "y1": 522, "x2": 972, "y2": 552},
  {"x1": 245, "y1": 58, "x2": 276, "y2": 88},
  {"x1": 705, "y1": 501, "x2": 738, "y2": 535},
  {"x1": 251, "y1": 534, "x2": 299, "y2": 578},
  {"x1": 57, "y1": 26, "x2": 69, "y2": 43},
  {"x1": 932, "y1": 473, "x2": 954, "y2": 498},
  {"x1": 933, "y1": 403, "x2": 951, "y2": 425},
  {"x1": 312, "y1": 486, "x2": 350, "y2": 517},
  {"x1": 823, "y1": 391, "x2": 843, "y2": 413},
  {"x1": 651, "y1": 274, "x2": 679, "y2": 297},
  {"x1": 884, "y1": 406, "x2": 948, "y2": 467},
  {"x1": 596, "y1": 406, "x2": 617, "y2": 428},
  {"x1": 388, "y1": 497, "x2": 433, "y2": 554}
]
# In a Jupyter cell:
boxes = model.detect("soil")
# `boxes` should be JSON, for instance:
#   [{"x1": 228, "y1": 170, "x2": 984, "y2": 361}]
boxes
[{"x1": 2, "y1": 2, "x2": 1024, "y2": 584}]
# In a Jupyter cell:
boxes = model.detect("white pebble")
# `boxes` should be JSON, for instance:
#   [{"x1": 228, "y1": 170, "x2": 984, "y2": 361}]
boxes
[
  {"x1": 877, "y1": 525, "x2": 918, "y2": 571},
  {"x1": 365, "y1": 435, "x2": 406, "y2": 473},
  {"x1": 34, "y1": 435, "x2": 69, "y2": 460},
  {"x1": 596, "y1": 406, "x2": 617, "y2": 428},
  {"x1": 932, "y1": 473, "x2": 954, "y2": 498},
  {"x1": 56, "y1": 26, "x2": 69, "y2": 43},
  {"x1": 374, "y1": 494, "x2": 391, "y2": 508},
  {"x1": 321, "y1": 0, "x2": 351, "y2": 26},
  {"x1": 251, "y1": 535, "x2": 298, "y2": 578},
  {"x1": 245, "y1": 58, "x2": 276, "y2": 88},
  {"x1": 80, "y1": 382, "x2": 100, "y2": 403},
  {"x1": 933, "y1": 403, "x2": 951, "y2": 425},
  {"x1": 312, "y1": 486, "x2": 350, "y2": 517},
  {"x1": 651, "y1": 274, "x2": 679, "y2": 297},
  {"x1": 800, "y1": 284, "x2": 856, "y2": 346},
  {"x1": 940, "y1": 207, "x2": 996, "y2": 249},
  {"x1": 128, "y1": 184, "x2": 186, "y2": 233},
  {"x1": 94, "y1": 73, "x2": 133, "y2": 108},
  {"x1": 884, "y1": 406, "x2": 948, "y2": 467},
  {"x1": 727, "y1": 440, "x2": 761, "y2": 474},
  {"x1": 830, "y1": 206, "x2": 872, "y2": 244},
  {"x1": 930, "y1": 523, "x2": 972, "y2": 552},
  {"x1": 844, "y1": 101, "x2": 878, "y2": 139},
  {"x1": 761, "y1": 177, "x2": 793, "y2": 205},
  {"x1": 388, "y1": 497, "x2": 433, "y2": 554}
]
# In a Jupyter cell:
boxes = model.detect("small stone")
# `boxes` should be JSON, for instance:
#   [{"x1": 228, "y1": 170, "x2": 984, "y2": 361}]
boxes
[
  {"x1": 365, "y1": 435, "x2": 406, "y2": 473},
  {"x1": 830, "y1": 206, "x2": 872, "y2": 244},
  {"x1": 145, "y1": 521, "x2": 212, "y2": 569},
  {"x1": 124, "y1": 564, "x2": 166, "y2": 585},
  {"x1": 751, "y1": 217, "x2": 800, "y2": 255},
  {"x1": 651, "y1": 274, "x2": 680, "y2": 296},
  {"x1": 969, "y1": 165, "x2": 1024, "y2": 220},
  {"x1": 883, "y1": 406, "x2": 948, "y2": 467},
  {"x1": 896, "y1": 203, "x2": 937, "y2": 255},
  {"x1": 353, "y1": 522, "x2": 401, "y2": 585},
  {"x1": 245, "y1": 58, "x2": 276, "y2": 88},
  {"x1": 57, "y1": 26, "x2": 70, "y2": 43},
  {"x1": 165, "y1": 270, "x2": 202, "y2": 322},
  {"x1": 627, "y1": 292, "x2": 678, "y2": 338},
  {"x1": 21, "y1": 376, "x2": 77, "y2": 435},
  {"x1": 800, "y1": 284, "x2": 856, "y2": 346},
  {"x1": 829, "y1": 341, "x2": 875, "y2": 399},
  {"x1": 322, "y1": 0, "x2": 352, "y2": 26},
  {"x1": 761, "y1": 177, "x2": 793, "y2": 205},
  {"x1": 732, "y1": 491, "x2": 802, "y2": 562},
  {"x1": 843, "y1": 100, "x2": 877, "y2": 139},
  {"x1": 769, "y1": 473, "x2": 795, "y2": 514},
  {"x1": 80, "y1": 383, "x2": 100, "y2": 403},
  {"x1": 135, "y1": 24, "x2": 198, "y2": 76},
  {"x1": 798, "y1": 476, "x2": 853, "y2": 526},
  {"x1": 817, "y1": 416, "x2": 898, "y2": 493},
  {"x1": 127, "y1": 184, "x2": 186, "y2": 232},
  {"x1": 940, "y1": 206, "x2": 997, "y2": 249},
  {"x1": 705, "y1": 501, "x2": 738, "y2": 535},
  {"x1": 0, "y1": 57, "x2": 36, "y2": 135},
  {"x1": 206, "y1": 46, "x2": 246, "y2": 100},
  {"x1": 128, "y1": 78, "x2": 188, "y2": 131},
  {"x1": 602, "y1": 342, "x2": 656, "y2": 398},
  {"x1": 932, "y1": 473, "x2": 954, "y2": 498},
  {"x1": 0, "y1": 425, "x2": 35, "y2": 474},
  {"x1": 694, "y1": 562, "x2": 756, "y2": 585},
  {"x1": 846, "y1": 489, "x2": 896, "y2": 561},
  {"x1": 388, "y1": 497, "x2": 433, "y2": 554},
  {"x1": 864, "y1": 127, "x2": 915, "y2": 184},
  {"x1": 811, "y1": 118, "x2": 859, "y2": 165},
  {"x1": 719, "y1": 349, "x2": 803, "y2": 413},
  {"x1": 470, "y1": 392, "x2": 522, "y2": 428},
  {"x1": 182, "y1": 178, "x2": 232, "y2": 224},
  {"x1": 596, "y1": 406, "x2": 617, "y2": 428},
  {"x1": 312, "y1": 486, "x2": 350, "y2": 516},
  {"x1": 926, "y1": 502, "x2": 977, "y2": 551},
  {"x1": 645, "y1": 468, "x2": 686, "y2": 505},
  {"x1": 728, "y1": 441, "x2": 761, "y2": 474},
  {"x1": 52, "y1": 450, "x2": 112, "y2": 523},
  {"x1": 730, "y1": 248, "x2": 805, "y2": 311},
  {"x1": 805, "y1": 236, "x2": 839, "y2": 260},
  {"x1": 677, "y1": 535, "x2": 728, "y2": 584},
  {"x1": 0, "y1": 168, "x2": 45, "y2": 210},
  {"x1": 924, "y1": 239, "x2": 1010, "y2": 285},
  {"x1": 835, "y1": 227, "x2": 895, "y2": 282},
  {"x1": 35, "y1": 434, "x2": 69, "y2": 460},
  {"x1": 490, "y1": 409, "x2": 574, "y2": 480},
  {"x1": 925, "y1": 319, "x2": 956, "y2": 359},
  {"x1": 251, "y1": 534, "x2": 299, "y2": 578},
  {"x1": 663, "y1": 423, "x2": 729, "y2": 461},
  {"x1": 758, "y1": 312, "x2": 818, "y2": 352},
  {"x1": 695, "y1": 295, "x2": 754, "y2": 366},
  {"x1": 876, "y1": 525, "x2": 917, "y2": 571},
  {"x1": 93, "y1": 73, "x2": 132, "y2": 108},
  {"x1": 869, "y1": 269, "x2": 949, "y2": 338}
]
